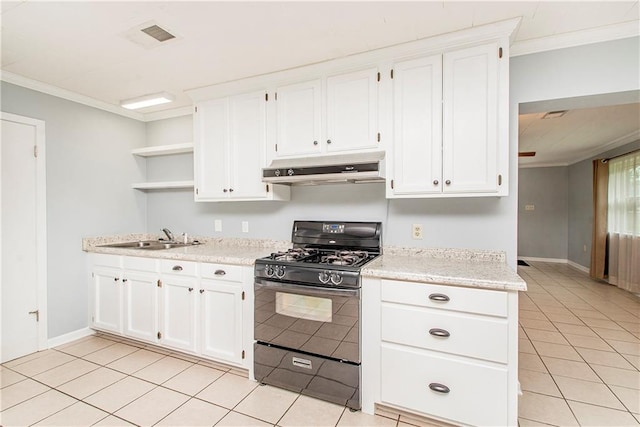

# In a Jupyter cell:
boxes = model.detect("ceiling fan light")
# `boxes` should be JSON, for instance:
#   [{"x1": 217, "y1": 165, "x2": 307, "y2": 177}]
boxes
[
  {"x1": 120, "y1": 92, "x2": 175, "y2": 110},
  {"x1": 542, "y1": 110, "x2": 568, "y2": 119}
]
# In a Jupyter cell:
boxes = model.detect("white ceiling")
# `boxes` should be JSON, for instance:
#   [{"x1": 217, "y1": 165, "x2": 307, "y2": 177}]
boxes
[{"x1": 1, "y1": 1, "x2": 639, "y2": 164}]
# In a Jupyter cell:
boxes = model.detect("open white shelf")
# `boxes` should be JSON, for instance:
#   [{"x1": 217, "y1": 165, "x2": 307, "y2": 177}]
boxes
[
  {"x1": 132, "y1": 180, "x2": 194, "y2": 191},
  {"x1": 132, "y1": 142, "x2": 194, "y2": 157}
]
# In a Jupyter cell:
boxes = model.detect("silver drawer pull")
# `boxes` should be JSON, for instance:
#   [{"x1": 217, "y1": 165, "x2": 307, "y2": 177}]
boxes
[
  {"x1": 429, "y1": 293, "x2": 450, "y2": 302},
  {"x1": 214, "y1": 269, "x2": 226, "y2": 276},
  {"x1": 429, "y1": 328, "x2": 450, "y2": 338},
  {"x1": 429, "y1": 383, "x2": 450, "y2": 394},
  {"x1": 172, "y1": 265, "x2": 183, "y2": 271},
  {"x1": 292, "y1": 357, "x2": 312, "y2": 370}
]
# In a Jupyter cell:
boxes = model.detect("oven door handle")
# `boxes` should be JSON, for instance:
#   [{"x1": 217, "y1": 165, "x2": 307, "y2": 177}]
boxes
[{"x1": 255, "y1": 278, "x2": 360, "y2": 298}]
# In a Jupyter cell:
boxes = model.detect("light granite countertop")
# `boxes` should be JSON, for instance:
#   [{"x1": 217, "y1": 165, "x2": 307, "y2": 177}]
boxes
[
  {"x1": 83, "y1": 234, "x2": 290, "y2": 266},
  {"x1": 363, "y1": 247, "x2": 526, "y2": 292},
  {"x1": 83, "y1": 235, "x2": 526, "y2": 291}
]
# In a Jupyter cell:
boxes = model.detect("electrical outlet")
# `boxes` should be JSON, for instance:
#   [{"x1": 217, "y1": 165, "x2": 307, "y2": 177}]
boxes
[
  {"x1": 525, "y1": 204, "x2": 535, "y2": 211},
  {"x1": 412, "y1": 224, "x2": 423, "y2": 240},
  {"x1": 214, "y1": 220, "x2": 222, "y2": 232},
  {"x1": 242, "y1": 221, "x2": 249, "y2": 233},
  {"x1": 583, "y1": 244, "x2": 587, "y2": 252}
]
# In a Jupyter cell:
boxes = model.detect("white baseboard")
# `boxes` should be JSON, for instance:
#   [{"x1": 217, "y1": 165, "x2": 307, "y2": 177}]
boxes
[
  {"x1": 519, "y1": 257, "x2": 568, "y2": 264},
  {"x1": 47, "y1": 327, "x2": 95, "y2": 348},
  {"x1": 519, "y1": 257, "x2": 590, "y2": 274},
  {"x1": 567, "y1": 260, "x2": 590, "y2": 274}
]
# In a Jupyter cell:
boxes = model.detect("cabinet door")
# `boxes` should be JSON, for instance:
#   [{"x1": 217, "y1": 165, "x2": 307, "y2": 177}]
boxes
[
  {"x1": 200, "y1": 280, "x2": 243, "y2": 364},
  {"x1": 390, "y1": 56, "x2": 443, "y2": 196},
  {"x1": 443, "y1": 43, "x2": 498, "y2": 193},
  {"x1": 194, "y1": 98, "x2": 229, "y2": 200},
  {"x1": 228, "y1": 90, "x2": 269, "y2": 199},
  {"x1": 275, "y1": 80, "x2": 322, "y2": 157},
  {"x1": 326, "y1": 68, "x2": 379, "y2": 152},
  {"x1": 160, "y1": 275, "x2": 198, "y2": 353},
  {"x1": 122, "y1": 271, "x2": 158, "y2": 343},
  {"x1": 92, "y1": 266, "x2": 122, "y2": 334}
]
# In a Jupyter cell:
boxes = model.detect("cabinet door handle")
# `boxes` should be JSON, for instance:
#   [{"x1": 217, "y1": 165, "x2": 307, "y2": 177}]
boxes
[
  {"x1": 428, "y1": 293, "x2": 450, "y2": 302},
  {"x1": 172, "y1": 265, "x2": 183, "y2": 271},
  {"x1": 433, "y1": 180, "x2": 439, "y2": 185},
  {"x1": 122, "y1": 278, "x2": 128, "y2": 283},
  {"x1": 223, "y1": 189, "x2": 228, "y2": 193},
  {"x1": 313, "y1": 140, "x2": 318, "y2": 145},
  {"x1": 429, "y1": 328, "x2": 450, "y2": 338},
  {"x1": 326, "y1": 139, "x2": 332, "y2": 144},
  {"x1": 445, "y1": 180, "x2": 451, "y2": 185},
  {"x1": 229, "y1": 188, "x2": 234, "y2": 193},
  {"x1": 188, "y1": 287, "x2": 194, "y2": 292},
  {"x1": 429, "y1": 383, "x2": 450, "y2": 394},
  {"x1": 199, "y1": 289, "x2": 205, "y2": 294},
  {"x1": 114, "y1": 277, "x2": 120, "y2": 282},
  {"x1": 214, "y1": 269, "x2": 226, "y2": 276}
]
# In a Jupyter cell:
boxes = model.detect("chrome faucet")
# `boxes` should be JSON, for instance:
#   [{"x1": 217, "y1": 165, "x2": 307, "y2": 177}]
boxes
[{"x1": 162, "y1": 228, "x2": 174, "y2": 242}]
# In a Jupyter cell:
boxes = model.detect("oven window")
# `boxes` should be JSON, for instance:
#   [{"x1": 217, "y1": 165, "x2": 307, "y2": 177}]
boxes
[{"x1": 275, "y1": 292, "x2": 332, "y2": 322}]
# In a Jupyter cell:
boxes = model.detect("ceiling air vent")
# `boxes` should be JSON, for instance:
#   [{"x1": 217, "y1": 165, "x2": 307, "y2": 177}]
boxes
[{"x1": 141, "y1": 25, "x2": 175, "y2": 42}]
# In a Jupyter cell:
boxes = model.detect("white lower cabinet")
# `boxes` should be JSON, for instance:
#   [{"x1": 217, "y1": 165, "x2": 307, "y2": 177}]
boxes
[
  {"x1": 89, "y1": 254, "x2": 249, "y2": 367},
  {"x1": 362, "y1": 277, "x2": 519, "y2": 426},
  {"x1": 159, "y1": 260, "x2": 198, "y2": 353},
  {"x1": 92, "y1": 265, "x2": 122, "y2": 334},
  {"x1": 199, "y1": 263, "x2": 244, "y2": 364}
]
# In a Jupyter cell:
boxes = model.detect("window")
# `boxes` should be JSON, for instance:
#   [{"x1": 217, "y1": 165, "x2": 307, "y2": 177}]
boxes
[{"x1": 607, "y1": 151, "x2": 640, "y2": 237}]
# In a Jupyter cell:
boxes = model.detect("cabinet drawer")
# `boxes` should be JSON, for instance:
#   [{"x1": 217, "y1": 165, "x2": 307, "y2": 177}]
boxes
[
  {"x1": 381, "y1": 345, "x2": 508, "y2": 426},
  {"x1": 90, "y1": 254, "x2": 121, "y2": 268},
  {"x1": 160, "y1": 259, "x2": 198, "y2": 276},
  {"x1": 381, "y1": 279, "x2": 507, "y2": 317},
  {"x1": 123, "y1": 256, "x2": 158, "y2": 272},
  {"x1": 200, "y1": 263, "x2": 242, "y2": 282},
  {"x1": 381, "y1": 304, "x2": 507, "y2": 363}
]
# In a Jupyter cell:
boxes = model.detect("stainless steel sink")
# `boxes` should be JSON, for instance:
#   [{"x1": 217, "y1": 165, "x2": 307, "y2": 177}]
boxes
[{"x1": 98, "y1": 240, "x2": 199, "y2": 250}]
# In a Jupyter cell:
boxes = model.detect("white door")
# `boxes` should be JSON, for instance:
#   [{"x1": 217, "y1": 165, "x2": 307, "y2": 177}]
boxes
[
  {"x1": 92, "y1": 266, "x2": 122, "y2": 334},
  {"x1": 443, "y1": 43, "x2": 499, "y2": 193},
  {"x1": 122, "y1": 271, "x2": 158, "y2": 343},
  {"x1": 228, "y1": 90, "x2": 268, "y2": 199},
  {"x1": 275, "y1": 80, "x2": 322, "y2": 157},
  {"x1": 160, "y1": 275, "x2": 198, "y2": 352},
  {"x1": 194, "y1": 98, "x2": 229, "y2": 200},
  {"x1": 1, "y1": 113, "x2": 46, "y2": 363},
  {"x1": 326, "y1": 68, "x2": 379, "y2": 153},
  {"x1": 391, "y1": 55, "x2": 443, "y2": 197},
  {"x1": 200, "y1": 280, "x2": 243, "y2": 363}
]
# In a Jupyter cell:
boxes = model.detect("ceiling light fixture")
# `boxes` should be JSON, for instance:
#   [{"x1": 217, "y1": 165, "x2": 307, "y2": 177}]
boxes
[
  {"x1": 120, "y1": 92, "x2": 175, "y2": 110},
  {"x1": 542, "y1": 110, "x2": 568, "y2": 119}
]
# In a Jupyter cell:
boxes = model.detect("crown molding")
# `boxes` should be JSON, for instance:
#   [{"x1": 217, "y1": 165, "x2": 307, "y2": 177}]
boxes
[
  {"x1": 511, "y1": 20, "x2": 640, "y2": 57},
  {"x1": 142, "y1": 106, "x2": 193, "y2": 122},
  {"x1": 0, "y1": 71, "x2": 145, "y2": 121},
  {"x1": 518, "y1": 161, "x2": 569, "y2": 169},
  {"x1": 568, "y1": 129, "x2": 640, "y2": 165}
]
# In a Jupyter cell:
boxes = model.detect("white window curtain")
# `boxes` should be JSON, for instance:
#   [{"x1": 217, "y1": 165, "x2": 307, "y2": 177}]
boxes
[{"x1": 607, "y1": 150, "x2": 640, "y2": 293}]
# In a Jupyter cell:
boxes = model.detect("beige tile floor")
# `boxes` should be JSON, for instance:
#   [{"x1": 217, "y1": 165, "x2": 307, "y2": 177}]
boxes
[
  {"x1": 518, "y1": 261, "x2": 640, "y2": 426},
  {"x1": 1, "y1": 261, "x2": 638, "y2": 426}
]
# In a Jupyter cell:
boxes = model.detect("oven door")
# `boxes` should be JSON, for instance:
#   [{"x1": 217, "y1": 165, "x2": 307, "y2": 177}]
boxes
[{"x1": 254, "y1": 278, "x2": 360, "y2": 363}]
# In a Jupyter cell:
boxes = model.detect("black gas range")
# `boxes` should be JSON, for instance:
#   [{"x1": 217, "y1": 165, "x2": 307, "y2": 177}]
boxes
[
  {"x1": 254, "y1": 221, "x2": 382, "y2": 288},
  {"x1": 253, "y1": 220, "x2": 382, "y2": 410}
]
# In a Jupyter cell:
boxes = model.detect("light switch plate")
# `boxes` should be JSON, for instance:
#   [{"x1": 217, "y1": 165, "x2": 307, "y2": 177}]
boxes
[
  {"x1": 242, "y1": 221, "x2": 249, "y2": 233},
  {"x1": 525, "y1": 204, "x2": 535, "y2": 211},
  {"x1": 214, "y1": 220, "x2": 222, "y2": 232}
]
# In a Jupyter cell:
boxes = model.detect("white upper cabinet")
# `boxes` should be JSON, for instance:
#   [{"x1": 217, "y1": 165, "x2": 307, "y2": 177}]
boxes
[
  {"x1": 388, "y1": 41, "x2": 506, "y2": 198},
  {"x1": 275, "y1": 80, "x2": 322, "y2": 157},
  {"x1": 194, "y1": 90, "x2": 290, "y2": 202},
  {"x1": 442, "y1": 42, "x2": 499, "y2": 194},
  {"x1": 389, "y1": 55, "x2": 443, "y2": 196},
  {"x1": 326, "y1": 68, "x2": 379, "y2": 153},
  {"x1": 271, "y1": 68, "x2": 380, "y2": 158}
]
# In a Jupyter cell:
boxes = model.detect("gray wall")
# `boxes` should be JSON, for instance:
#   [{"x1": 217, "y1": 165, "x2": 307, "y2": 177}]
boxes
[
  {"x1": 0, "y1": 82, "x2": 147, "y2": 339},
  {"x1": 568, "y1": 139, "x2": 640, "y2": 268},
  {"x1": 518, "y1": 167, "x2": 569, "y2": 259}
]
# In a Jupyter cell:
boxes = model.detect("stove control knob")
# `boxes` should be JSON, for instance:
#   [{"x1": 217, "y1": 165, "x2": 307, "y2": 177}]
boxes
[
  {"x1": 275, "y1": 265, "x2": 286, "y2": 279},
  {"x1": 319, "y1": 270, "x2": 331, "y2": 284},
  {"x1": 287, "y1": 169, "x2": 294, "y2": 176},
  {"x1": 264, "y1": 264, "x2": 275, "y2": 277},
  {"x1": 330, "y1": 272, "x2": 343, "y2": 285},
  {"x1": 274, "y1": 170, "x2": 281, "y2": 177}
]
